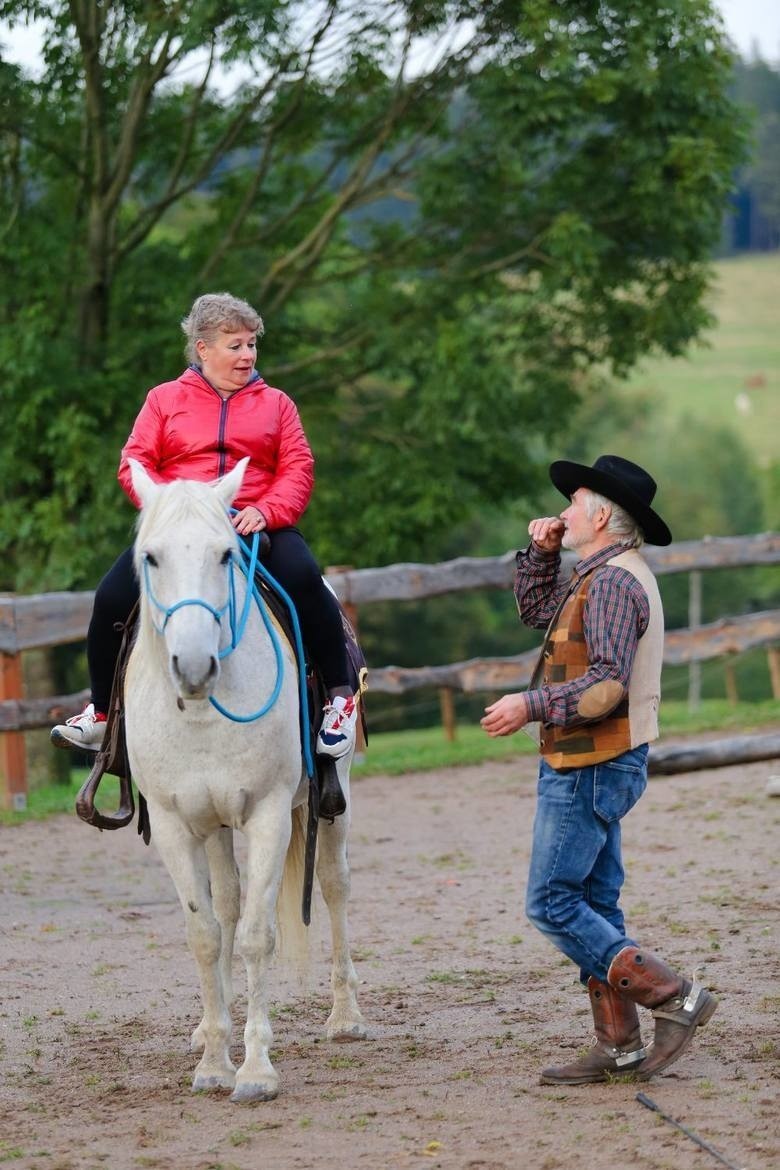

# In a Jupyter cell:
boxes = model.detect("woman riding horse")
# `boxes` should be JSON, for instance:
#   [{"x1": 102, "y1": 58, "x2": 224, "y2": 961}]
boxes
[
  {"x1": 52, "y1": 292, "x2": 358, "y2": 765},
  {"x1": 119, "y1": 460, "x2": 366, "y2": 1101}
]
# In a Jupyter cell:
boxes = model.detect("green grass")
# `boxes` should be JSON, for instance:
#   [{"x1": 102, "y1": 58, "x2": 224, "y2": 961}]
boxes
[
  {"x1": 625, "y1": 253, "x2": 780, "y2": 466},
  {"x1": 0, "y1": 772, "x2": 121, "y2": 826},
  {"x1": 658, "y1": 696, "x2": 780, "y2": 736},
  {"x1": 353, "y1": 722, "x2": 539, "y2": 775},
  {"x1": 1, "y1": 698, "x2": 777, "y2": 825}
]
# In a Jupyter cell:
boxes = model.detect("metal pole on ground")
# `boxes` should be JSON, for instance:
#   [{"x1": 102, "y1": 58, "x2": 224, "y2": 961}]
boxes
[{"x1": 636, "y1": 1093, "x2": 745, "y2": 1170}]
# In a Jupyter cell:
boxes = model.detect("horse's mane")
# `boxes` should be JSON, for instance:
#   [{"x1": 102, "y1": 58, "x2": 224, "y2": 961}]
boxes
[{"x1": 135, "y1": 477, "x2": 237, "y2": 550}]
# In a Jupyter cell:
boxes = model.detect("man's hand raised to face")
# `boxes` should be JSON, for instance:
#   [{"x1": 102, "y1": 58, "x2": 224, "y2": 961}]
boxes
[{"x1": 528, "y1": 516, "x2": 566, "y2": 554}]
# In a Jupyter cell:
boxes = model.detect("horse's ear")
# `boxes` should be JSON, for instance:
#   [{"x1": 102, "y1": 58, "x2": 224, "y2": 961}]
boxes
[
  {"x1": 215, "y1": 457, "x2": 249, "y2": 508},
  {"x1": 129, "y1": 459, "x2": 161, "y2": 509}
]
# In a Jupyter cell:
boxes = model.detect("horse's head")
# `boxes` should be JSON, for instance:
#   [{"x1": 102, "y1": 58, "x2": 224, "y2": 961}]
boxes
[{"x1": 130, "y1": 458, "x2": 248, "y2": 702}]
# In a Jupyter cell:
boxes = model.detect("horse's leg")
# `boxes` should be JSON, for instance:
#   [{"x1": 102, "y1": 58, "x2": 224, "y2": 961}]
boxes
[
  {"x1": 190, "y1": 827, "x2": 240, "y2": 1054},
  {"x1": 150, "y1": 803, "x2": 236, "y2": 1092},
  {"x1": 316, "y1": 763, "x2": 367, "y2": 1041},
  {"x1": 231, "y1": 793, "x2": 292, "y2": 1103}
]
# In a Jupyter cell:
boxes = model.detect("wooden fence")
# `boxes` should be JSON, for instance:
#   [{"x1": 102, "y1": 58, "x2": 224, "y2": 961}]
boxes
[{"x1": 2, "y1": 532, "x2": 779, "y2": 808}]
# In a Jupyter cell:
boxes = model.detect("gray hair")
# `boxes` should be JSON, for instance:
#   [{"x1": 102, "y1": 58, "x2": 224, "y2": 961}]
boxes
[
  {"x1": 181, "y1": 293, "x2": 265, "y2": 364},
  {"x1": 582, "y1": 489, "x2": 644, "y2": 548}
]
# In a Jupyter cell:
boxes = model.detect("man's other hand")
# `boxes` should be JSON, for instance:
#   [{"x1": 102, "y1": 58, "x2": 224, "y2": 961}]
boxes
[{"x1": 481, "y1": 693, "x2": 529, "y2": 737}]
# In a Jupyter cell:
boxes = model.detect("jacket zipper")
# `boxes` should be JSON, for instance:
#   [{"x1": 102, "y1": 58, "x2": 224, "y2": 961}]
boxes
[
  {"x1": 190, "y1": 366, "x2": 257, "y2": 478},
  {"x1": 217, "y1": 395, "x2": 229, "y2": 478}
]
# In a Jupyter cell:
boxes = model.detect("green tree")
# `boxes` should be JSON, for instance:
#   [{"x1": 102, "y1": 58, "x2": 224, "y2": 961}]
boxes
[{"x1": 0, "y1": 1, "x2": 747, "y2": 589}]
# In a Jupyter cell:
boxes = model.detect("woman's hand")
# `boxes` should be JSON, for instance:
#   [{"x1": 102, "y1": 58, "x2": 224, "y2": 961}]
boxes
[
  {"x1": 528, "y1": 516, "x2": 565, "y2": 553},
  {"x1": 232, "y1": 506, "x2": 267, "y2": 536},
  {"x1": 481, "y1": 693, "x2": 529, "y2": 737}
]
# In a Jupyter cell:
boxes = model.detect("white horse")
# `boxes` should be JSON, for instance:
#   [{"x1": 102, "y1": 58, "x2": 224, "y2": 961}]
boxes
[{"x1": 124, "y1": 458, "x2": 366, "y2": 1103}]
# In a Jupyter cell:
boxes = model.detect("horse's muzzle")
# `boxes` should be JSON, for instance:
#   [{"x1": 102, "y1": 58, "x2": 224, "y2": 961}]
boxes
[{"x1": 171, "y1": 653, "x2": 219, "y2": 700}]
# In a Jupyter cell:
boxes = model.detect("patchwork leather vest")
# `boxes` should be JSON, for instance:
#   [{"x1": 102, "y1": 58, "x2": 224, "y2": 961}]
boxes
[{"x1": 537, "y1": 550, "x2": 663, "y2": 769}]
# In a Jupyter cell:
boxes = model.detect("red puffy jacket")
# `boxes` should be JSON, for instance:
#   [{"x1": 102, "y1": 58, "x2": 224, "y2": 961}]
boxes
[{"x1": 118, "y1": 368, "x2": 314, "y2": 529}]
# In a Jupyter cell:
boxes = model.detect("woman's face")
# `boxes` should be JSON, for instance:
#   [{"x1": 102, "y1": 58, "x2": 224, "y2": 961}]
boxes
[{"x1": 196, "y1": 329, "x2": 257, "y2": 392}]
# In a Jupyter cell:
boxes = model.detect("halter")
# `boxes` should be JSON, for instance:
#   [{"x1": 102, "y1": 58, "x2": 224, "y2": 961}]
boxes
[
  {"x1": 141, "y1": 523, "x2": 313, "y2": 777},
  {"x1": 143, "y1": 555, "x2": 237, "y2": 637}
]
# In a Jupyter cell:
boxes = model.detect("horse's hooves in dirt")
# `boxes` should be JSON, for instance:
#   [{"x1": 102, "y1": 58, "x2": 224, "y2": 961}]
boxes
[
  {"x1": 230, "y1": 1082, "x2": 279, "y2": 1104},
  {"x1": 327, "y1": 1021, "x2": 368, "y2": 1042},
  {"x1": 192, "y1": 1073, "x2": 235, "y2": 1093}
]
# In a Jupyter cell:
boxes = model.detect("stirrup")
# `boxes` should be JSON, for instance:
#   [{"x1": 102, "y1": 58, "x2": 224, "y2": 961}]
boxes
[{"x1": 318, "y1": 758, "x2": 346, "y2": 821}]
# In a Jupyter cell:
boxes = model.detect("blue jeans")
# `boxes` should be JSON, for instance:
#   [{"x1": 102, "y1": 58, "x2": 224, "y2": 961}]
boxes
[{"x1": 525, "y1": 745, "x2": 648, "y2": 983}]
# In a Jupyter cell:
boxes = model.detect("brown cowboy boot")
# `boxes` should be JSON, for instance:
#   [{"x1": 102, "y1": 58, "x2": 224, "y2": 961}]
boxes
[
  {"x1": 607, "y1": 945, "x2": 718, "y2": 1078},
  {"x1": 539, "y1": 976, "x2": 646, "y2": 1084}
]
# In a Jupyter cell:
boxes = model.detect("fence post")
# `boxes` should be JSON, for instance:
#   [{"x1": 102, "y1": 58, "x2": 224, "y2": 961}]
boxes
[
  {"x1": 768, "y1": 647, "x2": 780, "y2": 700},
  {"x1": 0, "y1": 651, "x2": 27, "y2": 811},
  {"x1": 688, "y1": 570, "x2": 702, "y2": 711},
  {"x1": 439, "y1": 687, "x2": 457, "y2": 742},
  {"x1": 723, "y1": 657, "x2": 739, "y2": 706}
]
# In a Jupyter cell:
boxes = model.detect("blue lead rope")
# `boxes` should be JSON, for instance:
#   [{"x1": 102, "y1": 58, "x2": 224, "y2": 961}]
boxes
[{"x1": 225, "y1": 529, "x2": 314, "y2": 779}]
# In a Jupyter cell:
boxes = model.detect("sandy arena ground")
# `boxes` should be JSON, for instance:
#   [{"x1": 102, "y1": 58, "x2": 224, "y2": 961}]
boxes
[{"x1": 1, "y1": 751, "x2": 778, "y2": 1170}]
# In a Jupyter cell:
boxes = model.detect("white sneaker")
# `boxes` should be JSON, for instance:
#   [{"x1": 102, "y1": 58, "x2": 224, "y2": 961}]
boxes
[
  {"x1": 51, "y1": 703, "x2": 107, "y2": 753},
  {"x1": 317, "y1": 695, "x2": 357, "y2": 758}
]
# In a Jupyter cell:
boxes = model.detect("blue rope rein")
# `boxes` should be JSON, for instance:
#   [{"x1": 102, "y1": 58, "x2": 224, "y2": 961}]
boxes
[
  {"x1": 141, "y1": 523, "x2": 313, "y2": 778},
  {"x1": 228, "y1": 530, "x2": 314, "y2": 779}
]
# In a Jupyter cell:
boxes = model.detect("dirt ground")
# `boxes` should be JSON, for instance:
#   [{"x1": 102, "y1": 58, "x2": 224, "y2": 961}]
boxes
[{"x1": 1, "y1": 749, "x2": 778, "y2": 1170}]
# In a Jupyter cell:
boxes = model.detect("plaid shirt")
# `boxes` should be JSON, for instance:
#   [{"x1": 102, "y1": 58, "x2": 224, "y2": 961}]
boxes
[{"x1": 515, "y1": 542, "x2": 650, "y2": 727}]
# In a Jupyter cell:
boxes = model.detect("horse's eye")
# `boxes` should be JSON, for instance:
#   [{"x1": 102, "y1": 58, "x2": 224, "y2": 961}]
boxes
[
  {"x1": 144, "y1": 552, "x2": 158, "y2": 568},
  {"x1": 220, "y1": 549, "x2": 233, "y2": 566}
]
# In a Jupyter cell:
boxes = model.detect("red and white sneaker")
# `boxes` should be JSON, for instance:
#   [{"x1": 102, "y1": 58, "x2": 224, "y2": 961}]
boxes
[
  {"x1": 50, "y1": 703, "x2": 107, "y2": 753},
  {"x1": 317, "y1": 695, "x2": 357, "y2": 759}
]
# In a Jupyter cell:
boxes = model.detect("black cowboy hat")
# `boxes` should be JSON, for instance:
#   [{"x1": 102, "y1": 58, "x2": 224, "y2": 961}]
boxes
[{"x1": 549, "y1": 454, "x2": 672, "y2": 546}]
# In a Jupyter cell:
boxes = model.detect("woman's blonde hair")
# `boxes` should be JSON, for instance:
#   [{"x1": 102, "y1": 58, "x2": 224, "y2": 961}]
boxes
[{"x1": 181, "y1": 293, "x2": 264, "y2": 364}]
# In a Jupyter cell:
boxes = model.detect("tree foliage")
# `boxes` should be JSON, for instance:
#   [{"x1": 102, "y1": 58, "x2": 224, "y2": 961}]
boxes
[{"x1": 0, "y1": 0, "x2": 747, "y2": 589}]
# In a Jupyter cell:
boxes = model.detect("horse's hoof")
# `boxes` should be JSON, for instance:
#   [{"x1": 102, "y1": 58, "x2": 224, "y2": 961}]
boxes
[
  {"x1": 230, "y1": 1082, "x2": 279, "y2": 1104},
  {"x1": 327, "y1": 1021, "x2": 368, "y2": 1042},
  {"x1": 192, "y1": 1072, "x2": 235, "y2": 1093}
]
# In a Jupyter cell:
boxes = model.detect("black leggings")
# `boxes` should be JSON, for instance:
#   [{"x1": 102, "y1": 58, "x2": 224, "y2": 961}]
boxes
[{"x1": 87, "y1": 528, "x2": 349, "y2": 713}]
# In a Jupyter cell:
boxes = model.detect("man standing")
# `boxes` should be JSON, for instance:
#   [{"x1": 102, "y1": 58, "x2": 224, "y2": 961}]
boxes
[{"x1": 482, "y1": 455, "x2": 717, "y2": 1084}]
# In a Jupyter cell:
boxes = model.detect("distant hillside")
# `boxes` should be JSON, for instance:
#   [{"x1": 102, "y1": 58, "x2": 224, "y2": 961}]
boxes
[{"x1": 625, "y1": 252, "x2": 779, "y2": 465}]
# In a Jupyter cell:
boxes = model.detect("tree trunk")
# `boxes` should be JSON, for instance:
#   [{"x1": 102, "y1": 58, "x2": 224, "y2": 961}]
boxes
[{"x1": 78, "y1": 200, "x2": 114, "y2": 365}]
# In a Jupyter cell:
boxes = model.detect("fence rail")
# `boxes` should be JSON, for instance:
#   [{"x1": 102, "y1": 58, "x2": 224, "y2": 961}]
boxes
[
  {"x1": 4, "y1": 609, "x2": 777, "y2": 730},
  {"x1": 2, "y1": 533, "x2": 778, "y2": 654},
  {"x1": 326, "y1": 532, "x2": 780, "y2": 605},
  {"x1": 368, "y1": 610, "x2": 780, "y2": 694}
]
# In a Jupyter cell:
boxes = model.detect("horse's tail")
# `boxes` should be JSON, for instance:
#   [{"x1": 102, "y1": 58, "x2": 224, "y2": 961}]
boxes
[{"x1": 276, "y1": 802, "x2": 311, "y2": 978}]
